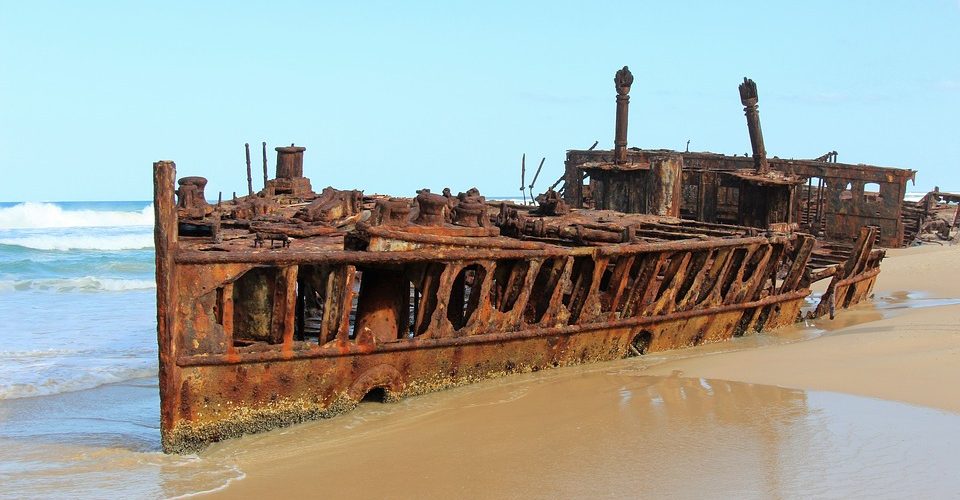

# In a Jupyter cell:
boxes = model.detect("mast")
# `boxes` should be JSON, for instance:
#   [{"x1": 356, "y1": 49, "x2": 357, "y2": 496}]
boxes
[
  {"x1": 738, "y1": 77, "x2": 770, "y2": 174},
  {"x1": 614, "y1": 66, "x2": 634, "y2": 164}
]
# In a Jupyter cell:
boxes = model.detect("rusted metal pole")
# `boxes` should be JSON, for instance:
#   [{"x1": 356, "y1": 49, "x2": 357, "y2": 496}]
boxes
[
  {"x1": 245, "y1": 143, "x2": 253, "y2": 195},
  {"x1": 738, "y1": 77, "x2": 770, "y2": 174},
  {"x1": 529, "y1": 157, "x2": 545, "y2": 195},
  {"x1": 152, "y1": 160, "x2": 178, "y2": 450},
  {"x1": 520, "y1": 154, "x2": 527, "y2": 205},
  {"x1": 262, "y1": 141, "x2": 268, "y2": 188},
  {"x1": 614, "y1": 66, "x2": 633, "y2": 164}
]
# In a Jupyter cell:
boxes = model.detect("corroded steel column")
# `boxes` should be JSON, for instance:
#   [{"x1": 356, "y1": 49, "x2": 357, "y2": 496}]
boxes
[
  {"x1": 738, "y1": 77, "x2": 770, "y2": 174},
  {"x1": 614, "y1": 66, "x2": 633, "y2": 164},
  {"x1": 245, "y1": 143, "x2": 253, "y2": 195},
  {"x1": 153, "y1": 160, "x2": 178, "y2": 451},
  {"x1": 261, "y1": 142, "x2": 268, "y2": 188},
  {"x1": 275, "y1": 144, "x2": 306, "y2": 179}
]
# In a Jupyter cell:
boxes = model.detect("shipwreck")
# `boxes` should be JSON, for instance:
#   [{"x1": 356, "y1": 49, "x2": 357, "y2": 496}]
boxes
[{"x1": 153, "y1": 68, "x2": 908, "y2": 452}]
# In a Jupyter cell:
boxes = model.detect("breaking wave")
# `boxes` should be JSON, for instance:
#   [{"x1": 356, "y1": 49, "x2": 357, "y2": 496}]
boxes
[
  {"x1": 0, "y1": 202, "x2": 154, "y2": 229},
  {"x1": 0, "y1": 364, "x2": 156, "y2": 400},
  {"x1": 0, "y1": 276, "x2": 156, "y2": 293},
  {"x1": 0, "y1": 234, "x2": 154, "y2": 251}
]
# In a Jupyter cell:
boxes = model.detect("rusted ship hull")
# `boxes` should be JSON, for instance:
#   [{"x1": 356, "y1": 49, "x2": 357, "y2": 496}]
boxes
[
  {"x1": 166, "y1": 297, "x2": 805, "y2": 453},
  {"x1": 154, "y1": 68, "x2": 893, "y2": 453},
  {"x1": 155, "y1": 163, "x2": 828, "y2": 452}
]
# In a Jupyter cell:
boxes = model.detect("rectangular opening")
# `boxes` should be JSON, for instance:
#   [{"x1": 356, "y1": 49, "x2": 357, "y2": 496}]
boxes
[
  {"x1": 214, "y1": 287, "x2": 224, "y2": 325},
  {"x1": 348, "y1": 270, "x2": 362, "y2": 340},
  {"x1": 232, "y1": 267, "x2": 281, "y2": 345},
  {"x1": 864, "y1": 182, "x2": 882, "y2": 204},
  {"x1": 295, "y1": 265, "x2": 327, "y2": 343}
]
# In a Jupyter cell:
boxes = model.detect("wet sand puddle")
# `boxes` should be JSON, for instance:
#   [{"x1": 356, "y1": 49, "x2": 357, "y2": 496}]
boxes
[{"x1": 1, "y1": 290, "x2": 958, "y2": 498}]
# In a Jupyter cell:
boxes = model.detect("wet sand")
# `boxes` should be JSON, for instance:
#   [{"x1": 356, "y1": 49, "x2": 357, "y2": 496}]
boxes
[
  {"x1": 204, "y1": 369, "x2": 960, "y2": 499},
  {"x1": 2, "y1": 244, "x2": 959, "y2": 498}
]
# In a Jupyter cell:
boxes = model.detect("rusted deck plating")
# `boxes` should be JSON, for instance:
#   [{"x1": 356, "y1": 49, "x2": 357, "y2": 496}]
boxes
[{"x1": 155, "y1": 70, "x2": 888, "y2": 453}]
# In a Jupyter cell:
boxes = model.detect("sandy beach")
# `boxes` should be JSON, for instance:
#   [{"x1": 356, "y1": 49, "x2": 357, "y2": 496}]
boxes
[{"x1": 195, "y1": 243, "x2": 960, "y2": 498}]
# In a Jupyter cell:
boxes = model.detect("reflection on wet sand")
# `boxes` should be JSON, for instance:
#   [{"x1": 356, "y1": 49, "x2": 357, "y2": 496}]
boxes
[{"x1": 203, "y1": 366, "x2": 960, "y2": 499}]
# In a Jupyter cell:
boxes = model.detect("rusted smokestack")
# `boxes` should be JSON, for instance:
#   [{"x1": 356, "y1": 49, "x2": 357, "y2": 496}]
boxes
[
  {"x1": 739, "y1": 77, "x2": 769, "y2": 174},
  {"x1": 614, "y1": 66, "x2": 633, "y2": 164},
  {"x1": 275, "y1": 143, "x2": 306, "y2": 179}
]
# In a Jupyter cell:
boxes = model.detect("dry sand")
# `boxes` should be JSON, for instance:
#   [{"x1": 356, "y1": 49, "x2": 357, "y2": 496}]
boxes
[{"x1": 204, "y1": 243, "x2": 960, "y2": 498}]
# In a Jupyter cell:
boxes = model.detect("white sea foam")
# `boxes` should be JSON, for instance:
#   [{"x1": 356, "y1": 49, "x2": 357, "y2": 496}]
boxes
[
  {"x1": 167, "y1": 467, "x2": 248, "y2": 499},
  {"x1": 0, "y1": 202, "x2": 154, "y2": 229},
  {"x1": 0, "y1": 276, "x2": 156, "y2": 293},
  {"x1": 0, "y1": 233, "x2": 154, "y2": 251},
  {"x1": 0, "y1": 364, "x2": 156, "y2": 400}
]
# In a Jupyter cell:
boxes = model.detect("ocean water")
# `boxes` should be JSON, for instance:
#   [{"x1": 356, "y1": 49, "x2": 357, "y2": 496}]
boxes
[{"x1": 0, "y1": 201, "x2": 157, "y2": 401}]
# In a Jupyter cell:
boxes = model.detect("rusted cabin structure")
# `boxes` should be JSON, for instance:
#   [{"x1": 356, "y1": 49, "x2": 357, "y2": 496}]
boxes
[
  {"x1": 154, "y1": 69, "x2": 889, "y2": 453},
  {"x1": 564, "y1": 70, "x2": 916, "y2": 248}
]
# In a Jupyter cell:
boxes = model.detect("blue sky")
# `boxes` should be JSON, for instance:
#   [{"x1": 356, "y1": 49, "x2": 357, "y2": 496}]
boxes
[{"x1": 1, "y1": 1, "x2": 957, "y2": 201}]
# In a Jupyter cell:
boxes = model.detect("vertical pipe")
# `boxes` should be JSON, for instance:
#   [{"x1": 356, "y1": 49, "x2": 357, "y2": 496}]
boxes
[
  {"x1": 613, "y1": 66, "x2": 633, "y2": 164},
  {"x1": 738, "y1": 78, "x2": 769, "y2": 174},
  {"x1": 152, "y1": 160, "x2": 178, "y2": 451},
  {"x1": 245, "y1": 143, "x2": 253, "y2": 195},
  {"x1": 222, "y1": 282, "x2": 235, "y2": 355},
  {"x1": 338, "y1": 266, "x2": 357, "y2": 343},
  {"x1": 281, "y1": 266, "x2": 298, "y2": 350},
  {"x1": 261, "y1": 141, "x2": 268, "y2": 188}
]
